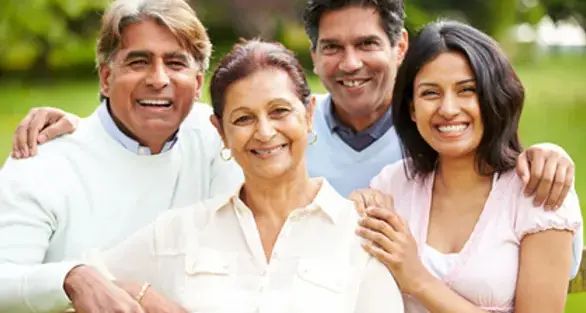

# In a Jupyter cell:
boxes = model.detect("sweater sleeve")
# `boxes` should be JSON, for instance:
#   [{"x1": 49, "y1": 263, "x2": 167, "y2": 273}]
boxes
[{"x1": 0, "y1": 157, "x2": 80, "y2": 313}]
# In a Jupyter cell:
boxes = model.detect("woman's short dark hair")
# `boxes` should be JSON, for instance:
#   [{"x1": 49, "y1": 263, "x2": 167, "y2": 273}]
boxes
[
  {"x1": 392, "y1": 20, "x2": 524, "y2": 179},
  {"x1": 209, "y1": 39, "x2": 311, "y2": 119}
]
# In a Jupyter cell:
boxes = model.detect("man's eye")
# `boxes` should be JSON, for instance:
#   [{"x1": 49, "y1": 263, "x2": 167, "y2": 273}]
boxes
[
  {"x1": 129, "y1": 60, "x2": 148, "y2": 66},
  {"x1": 168, "y1": 61, "x2": 186, "y2": 68}
]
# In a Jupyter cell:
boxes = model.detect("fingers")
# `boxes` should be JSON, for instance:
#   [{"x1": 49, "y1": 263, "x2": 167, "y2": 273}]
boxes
[
  {"x1": 348, "y1": 189, "x2": 368, "y2": 216},
  {"x1": 524, "y1": 151, "x2": 545, "y2": 197},
  {"x1": 347, "y1": 189, "x2": 395, "y2": 216},
  {"x1": 532, "y1": 156, "x2": 559, "y2": 207},
  {"x1": 516, "y1": 150, "x2": 531, "y2": 185},
  {"x1": 12, "y1": 109, "x2": 36, "y2": 159},
  {"x1": 542, "y1": 162, "x2": 567, "y2": 210},
  {"x1": 26, "y1": 109, "x2": 51, "y2": 157},
  {"x1": 554, "y1": 164, "x2": 575, "y2": 210},
  {"x1": 361, "y1": 240, "x2": 398, "y2": 268},
  {"x1": 364, "y1": 206, "x2": 406, "y2": 234},
  {"x1": 356, "y1": 224, "x2": 396, "y2": 254},
  {"x1": 38, "y1": 117, "x2": 74, "y2": 142}
]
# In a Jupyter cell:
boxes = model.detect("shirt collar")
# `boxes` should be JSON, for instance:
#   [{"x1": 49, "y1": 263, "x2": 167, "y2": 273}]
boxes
[
  {"x1": 323, "y1": 94, "x2": 393, "y2": 140},
  {"x1": 98, "y1": 101, "x2": 178, "y2": 155},
  {"x1": 210, "y1": 178, "x2": 346, "y2": 225}
]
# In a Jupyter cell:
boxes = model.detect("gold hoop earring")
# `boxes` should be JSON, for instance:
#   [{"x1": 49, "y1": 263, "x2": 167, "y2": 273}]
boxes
[
  {"x1": 308, "y1": 132, "x2": 318, "y2": 145},
  {"x1": 220, "y1": 147, "x2": 232, "y2": 161}
]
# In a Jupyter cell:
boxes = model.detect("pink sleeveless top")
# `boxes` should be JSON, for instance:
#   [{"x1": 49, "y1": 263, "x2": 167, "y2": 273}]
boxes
[{"x1": 370, "y1": 160, "x2": 582, "y2": 313}]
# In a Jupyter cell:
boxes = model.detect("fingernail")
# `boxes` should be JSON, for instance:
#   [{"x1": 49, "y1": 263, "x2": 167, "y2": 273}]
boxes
[
  {"x1": 13, "y1": 151, "x2": 20, "y2": 159},
  {"x1": 38, "y1": 134, "x2": 46, "y2": 143},
  {"x1": 545, "y1": 205, "x2": 552, "y2": 210}
]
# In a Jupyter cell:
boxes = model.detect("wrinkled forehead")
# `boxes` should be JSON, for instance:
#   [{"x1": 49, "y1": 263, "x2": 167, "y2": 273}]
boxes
[{"x1": 114, "y1": 19, "x2": 194, "y2": 61}]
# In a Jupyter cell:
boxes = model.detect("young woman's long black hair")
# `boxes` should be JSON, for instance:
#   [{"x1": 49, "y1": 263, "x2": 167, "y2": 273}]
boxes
[{"x1": 392, "y1": 20, "x2": 525, "y2": 179}]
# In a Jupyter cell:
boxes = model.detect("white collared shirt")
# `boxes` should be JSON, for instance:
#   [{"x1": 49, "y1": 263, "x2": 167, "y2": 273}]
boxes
[{"x1": 87, "y1": 179, "x2": 404, "y2": 313}]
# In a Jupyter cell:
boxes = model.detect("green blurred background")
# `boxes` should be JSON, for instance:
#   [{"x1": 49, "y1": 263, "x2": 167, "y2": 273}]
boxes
[{"x1": 0, "y1": 0, "x2": 585, "y2": 310}]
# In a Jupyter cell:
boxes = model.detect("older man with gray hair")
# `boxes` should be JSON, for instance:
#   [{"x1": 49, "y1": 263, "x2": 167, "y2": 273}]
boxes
[{"x1": 0, "y1": 0, "x2": 242, "y2": 312}]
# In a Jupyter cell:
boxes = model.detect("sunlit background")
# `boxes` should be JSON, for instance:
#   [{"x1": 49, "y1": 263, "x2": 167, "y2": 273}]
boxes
[{"x1": 0, "y1": 0, "x2": 585, "y2": 310}]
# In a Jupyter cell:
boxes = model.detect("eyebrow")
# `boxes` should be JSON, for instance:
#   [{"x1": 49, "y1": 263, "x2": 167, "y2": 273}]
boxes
[
  {"x1": 354, "y1": 35, "x2": 382, "y2": 43},
  {"x1": 229, "y1": 98, "x2": 294, "y2": 114},
  {"x1": 416, "y1": 78, "x2": 476, "y2": 88},
  {"x1": 123, "y1": 50, "x2": 191, "y2": 63},
  {"x1": 123, "y1": 50, "x2": 151, "y2": 62},
  {"x1": 318, "y1": 35, "x2": 382, "y2": 46},
  {"x1": 318, "y1": 38, "x2": 340, "y2": 47}
]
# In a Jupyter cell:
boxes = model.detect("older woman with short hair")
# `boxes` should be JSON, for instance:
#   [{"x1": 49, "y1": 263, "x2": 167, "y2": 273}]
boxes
[{"x1": 84, "y1": 39, "x2": 404, "y2": 313}]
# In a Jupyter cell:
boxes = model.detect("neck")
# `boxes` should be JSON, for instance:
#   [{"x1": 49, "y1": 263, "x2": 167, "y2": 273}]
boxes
[
  {"x1": 241, "y1": 165, "x2": 319, "y2": 222},
  {"x1": 435, "y1": 156, "x2": 492, "y2": 194},
  {"x1": 108, "y1": 104, "x2": 175, "y2": 154},
  {"x1": 332, "y1": 98, "x2": 391, "y2": 132}
]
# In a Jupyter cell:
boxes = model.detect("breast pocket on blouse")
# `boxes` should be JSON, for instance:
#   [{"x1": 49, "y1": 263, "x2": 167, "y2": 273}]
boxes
[
  {"x1": 182, "y1": 248, "x2": 239, "y2": 312},
  {"x1": 290, "y1": 259, "x2": 355, "y2": 313}
]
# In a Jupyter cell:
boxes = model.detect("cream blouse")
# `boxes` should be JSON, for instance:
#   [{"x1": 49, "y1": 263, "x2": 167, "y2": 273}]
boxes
[{"x1": 86, "y1": 179, "x2": 404, "y2": 313}]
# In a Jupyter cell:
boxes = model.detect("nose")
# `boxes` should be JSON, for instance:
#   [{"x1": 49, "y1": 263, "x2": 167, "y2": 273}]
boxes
[
  {"x1": 254, "y1": 117, "x2": 277, "y2": 142},
  {"x1": 438, "y1": 93, "x2": 461, "y2": 119},
  {"x1": 339, "y1": 49, "x2": 363, "y2": 73},
  {"x1": 145, "y1": 61, "x2": 170, "y2": 90}
]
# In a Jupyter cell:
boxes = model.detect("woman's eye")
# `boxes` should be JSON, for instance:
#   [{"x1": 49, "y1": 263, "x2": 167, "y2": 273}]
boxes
[{"x1": 234, "y1": 115, "x2": 252, "y2": 124}]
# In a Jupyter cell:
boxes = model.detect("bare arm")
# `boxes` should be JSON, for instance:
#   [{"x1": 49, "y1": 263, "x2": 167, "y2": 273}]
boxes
[{"x1": 514, "y1": 230, "x2": 573, "y2": 313}]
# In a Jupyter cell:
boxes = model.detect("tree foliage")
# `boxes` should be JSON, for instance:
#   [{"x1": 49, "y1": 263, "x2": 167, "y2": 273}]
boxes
[{"x1": 0, "y1": 0, "x2": 583, "y2": 75}]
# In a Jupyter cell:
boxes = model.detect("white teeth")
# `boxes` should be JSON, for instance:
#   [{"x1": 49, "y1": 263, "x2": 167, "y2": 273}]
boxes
[
  {"x1": 437, "y1": 124, "x2": 468, "y2": 133},
  {"x1": 341, "y1": 80, "x2": 365, "y2": 87},
  {"x1": 137, "y1": 99, "x2": 171, "y2": 106},
  {"x1": 252, "y1": 145, "x2": 285, "y2": 156}
]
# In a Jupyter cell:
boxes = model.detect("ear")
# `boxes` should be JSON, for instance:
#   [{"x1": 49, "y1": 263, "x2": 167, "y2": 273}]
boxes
[
  {"x1": 310, "y1": 47, "x2": 318, "y2": 75},
  {"x1": 99, "y1": 63, "x2": 112, "y2": 97},
  {"x1": 194, "y1": 72, "x2": 204, "y2": 102},
  {"x1": 410, "y1": 101, "x2": 416, "y2": 122},
  {"x1": 209, "y1": 114, "x2": 228, "y2": 147},
  {"x1": 306, "y1": 96, "x2": 317, "y2": 133},
  {"x1": 396, "y1": 29, "x2": 409, "y2": 66}
]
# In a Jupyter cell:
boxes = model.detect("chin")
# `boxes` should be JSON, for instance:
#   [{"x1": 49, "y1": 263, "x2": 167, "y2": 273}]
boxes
[{"x1": 436, "y1": 147, "x2": 477, "y2": 160}]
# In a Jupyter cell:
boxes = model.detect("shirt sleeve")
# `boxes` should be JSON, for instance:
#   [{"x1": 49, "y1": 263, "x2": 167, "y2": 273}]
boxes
[
  {"x1": 369, "y1": 160, "x2": 408, "y2": 197},
  {"x1": 83, "y1": 222, "x2": 158, "y2": 286},
  {"x1": 354, "y1": 257, "x2": 404, "y2": 313},
  {"x1": 512, "y1": 176, "x2": 583, "y2": 278},
  {"x1": 0, "y1": 157, "x2": 80, "y2": 313},
  {"x1": 514, "y1": 184, "x2": 582, "y2": 241}
]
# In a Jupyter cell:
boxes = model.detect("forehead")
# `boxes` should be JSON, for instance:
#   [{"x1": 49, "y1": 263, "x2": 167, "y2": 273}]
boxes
[
  {"x1": 318, "y1": 6, "x2": 387, "y2": 42},
  {"x1": 118, "y1": 19, "x2": 187, "y2": 55},
  {"x1": 416, "y1": 52, "x2": 474, "y2": 82},
  {"x1": 224, "y1": 68, "x2": 300, "y2": 110}
]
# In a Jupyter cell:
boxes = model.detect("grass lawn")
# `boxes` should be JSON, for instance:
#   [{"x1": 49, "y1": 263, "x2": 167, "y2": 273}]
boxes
[{"x1": 0, "y1": 54, "x2": 585, "y2": 311}]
